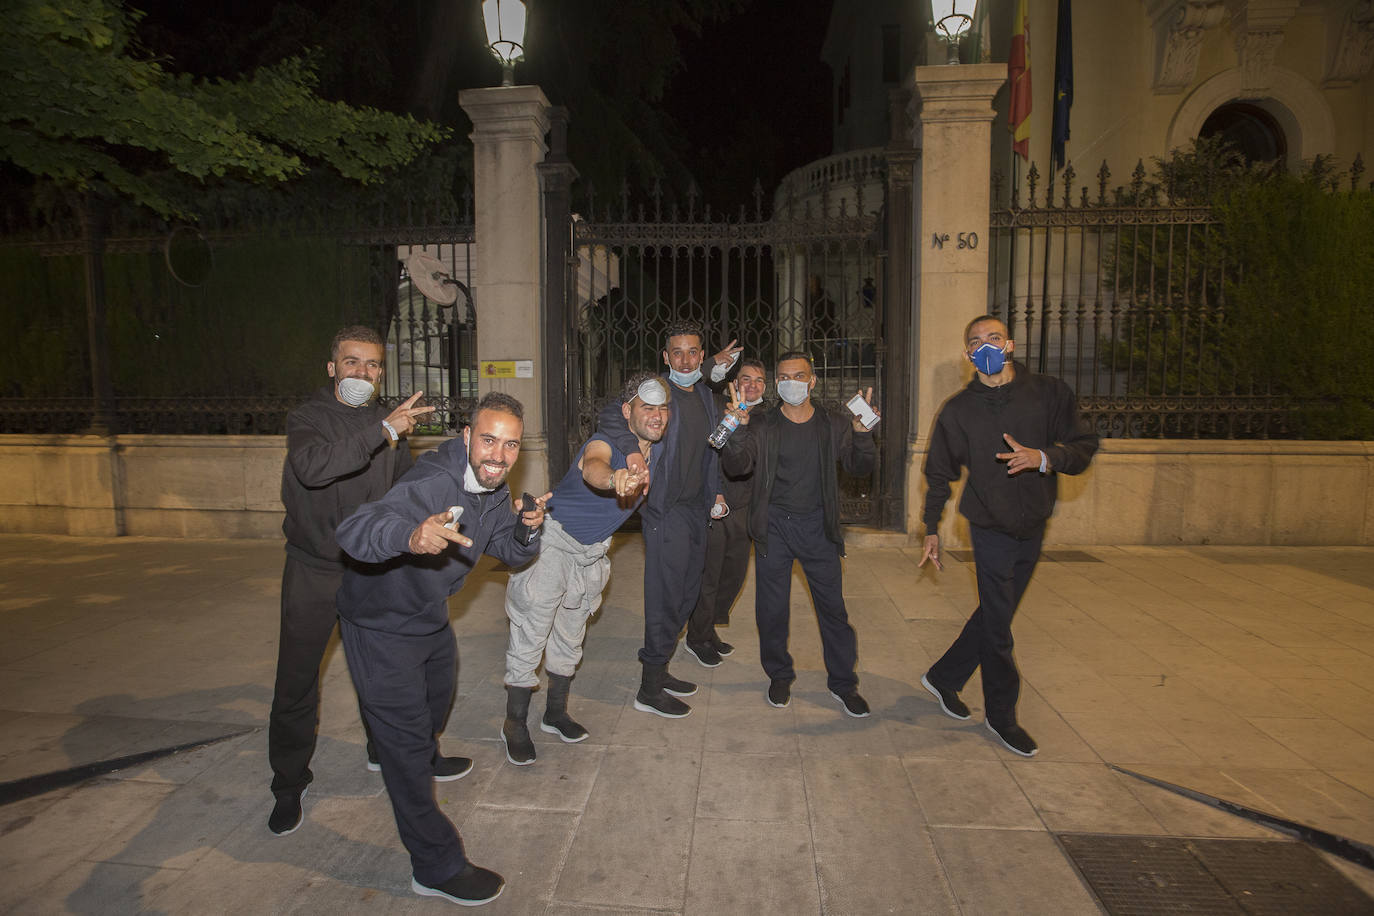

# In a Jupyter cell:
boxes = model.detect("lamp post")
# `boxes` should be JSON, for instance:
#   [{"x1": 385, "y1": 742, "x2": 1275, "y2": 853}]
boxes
[
  {"x1": 932, "y1": 0, "x2": 977, "y2": 64},
  {"x1": 482, "y1": 0, "x2": 527, "y2": 86}
]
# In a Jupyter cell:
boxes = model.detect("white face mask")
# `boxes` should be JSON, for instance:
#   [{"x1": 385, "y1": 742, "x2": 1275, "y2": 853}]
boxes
[
  {"x1": 336, "y1": 377, "x2": 375, "y2": 407},
  {"x1": 668, "y1": 367, "x2": 702, "y2": 388},
  {"x1": 741, "y1": 396, "x2": 763, "y2": 408},
  {"x1": 777, "y1": 379, "x2": 810, "y2": 406}
]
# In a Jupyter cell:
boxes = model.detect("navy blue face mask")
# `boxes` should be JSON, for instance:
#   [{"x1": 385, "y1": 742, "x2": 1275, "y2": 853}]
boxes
[{"x1": 969, "y1": 343, "x2": 1009, "y2": 375}]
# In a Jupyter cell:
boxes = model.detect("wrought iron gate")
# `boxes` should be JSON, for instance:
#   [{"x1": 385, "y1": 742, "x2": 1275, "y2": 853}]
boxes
[{"x1": 561, "y1": 182, "x2": 891, "y2": 525}]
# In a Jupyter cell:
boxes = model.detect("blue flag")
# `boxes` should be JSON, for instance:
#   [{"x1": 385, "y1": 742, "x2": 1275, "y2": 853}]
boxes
[{"x1": 1051, "y1": 0, "x2": 1073, "y2": 175}]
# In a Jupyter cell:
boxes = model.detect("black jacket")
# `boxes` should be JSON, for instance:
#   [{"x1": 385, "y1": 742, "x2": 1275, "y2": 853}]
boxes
[
  {"x1": 281, "y1": 385, "x2": 411, "y2": 569},
  {"x1": 597, "y1": 374, "x2": 722, "y2": 519},
  {"x1": 720, "y1": 402, "x2": 875, "y2": 556},
  {"x1": 922, "y1": 361, "x2": 1098, "y2": 539},
  {"x1": 335, "y1": 436, "x2": 539, "y2": 636}
]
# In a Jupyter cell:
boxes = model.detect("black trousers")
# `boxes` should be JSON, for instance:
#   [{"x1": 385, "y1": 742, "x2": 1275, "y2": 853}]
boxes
[
  {"x1": 268, "y1": 555, "x2": 371, "y2": 795},
  {"x1": 753, "y1": 507, "x2": 859, "y2": 694},
  {"x1": 927, "y1": 523, "x2": 1043, "y2": 728},
  {"x1": 686, "y1": 504, "x2": 750, "y2": 643},
  {"x1": 340, "y1": 618, "x2": 465, "y2": 887},
  {"x1": 640, "y1": 502, "x2": 707, "y2": 666}
]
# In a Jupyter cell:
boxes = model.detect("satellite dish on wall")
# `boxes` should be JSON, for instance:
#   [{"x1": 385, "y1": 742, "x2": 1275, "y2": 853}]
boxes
[{"x1": 405, "y1": 251, "x2": 460, "y2": 306}]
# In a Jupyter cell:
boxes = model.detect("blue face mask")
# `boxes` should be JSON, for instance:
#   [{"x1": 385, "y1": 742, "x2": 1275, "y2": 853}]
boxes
[
  {"x1": 969, "y1": 343, "x2": 1009, "y2": 376},
  {"x1": 668, "y1": 367, "x2": 701, "y2": 388}
]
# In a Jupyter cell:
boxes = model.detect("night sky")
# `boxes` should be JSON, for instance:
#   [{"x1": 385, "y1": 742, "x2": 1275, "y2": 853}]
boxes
[{"x1": 127, "y1": 0, "x2": 836, "y2": 215}]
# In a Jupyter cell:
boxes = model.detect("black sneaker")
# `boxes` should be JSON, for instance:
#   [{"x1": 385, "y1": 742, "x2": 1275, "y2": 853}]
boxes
[
  {"x1": 921, "y1": 673, "x2": 971, "y2": 720},
  {"x1": 433, "y1": 755, "x2": 474, "y2": 781},
  {"x1": 366, "y1": 752, "x2": 381, "y2": 773},
  {"x1": 766, "y1": 679, "x2": 791, "y2": 708},
  {"x1": 831, "y1": 690, "x2": 871, "y2": 718},
  {"x1": 411, "y1": 863, "x2": 505, "y2": 906},
  {"x1": 986, "y1": 720, "x2": 1039, "y2": 757},
  {"x1": 685, "y1": 641, "x2": 722, "y2": 668},
  {"x1": 661, "y1": 670, "x2": 698, "y2": 697},
  {"x1": 268, "y1": 786, "x2": 306, "y2": 836},
  {"x1": 633, "y1": 688, "x2": 692, "y2": 718},
  {"x1": 711, "y1": 636, "x2": 735, "y2": 657}
]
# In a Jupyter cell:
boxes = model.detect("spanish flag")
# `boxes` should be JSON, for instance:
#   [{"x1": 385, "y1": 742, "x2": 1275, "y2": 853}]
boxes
[{"x1": 1009, "y1": 0, "x2": 1031, "y2": 161}]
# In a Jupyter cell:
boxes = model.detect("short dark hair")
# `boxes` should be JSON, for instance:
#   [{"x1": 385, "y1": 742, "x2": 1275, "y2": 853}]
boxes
[
  {"x1": 739, "y1": 357, "x2": 765, "y2": 374},
  {"x1": 622, "y1": 370, "x2": 670, "y2": 403},
  {"x1": 663, "y1": 320, "x2": 704, "y2": 350},
  {"x1": 331, "y1": 325, "x2": 384, "y2": 361},
  {"x1": 475, "y1": 391, "x2": 523, "y2": 421},
  {"x1": 964, "y1": 314, "x2": 1007, "y2": 342},
  {"x1": 776, "y1": 350, "x2": 813, "y2": 371}
]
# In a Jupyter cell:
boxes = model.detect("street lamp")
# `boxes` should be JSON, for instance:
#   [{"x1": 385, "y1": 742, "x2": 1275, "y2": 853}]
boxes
[
  {"x1": 482, "y1": 0, "x2": 527, "y2": 86},
  {"x1": 932, "y1": 0, "x2": 977, "y2": 65}
]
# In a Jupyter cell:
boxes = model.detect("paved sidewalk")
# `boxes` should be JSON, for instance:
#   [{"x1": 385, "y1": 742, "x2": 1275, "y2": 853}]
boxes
[{"x1": 1, "y1": 532, "x2": 1372, "y2": 913}]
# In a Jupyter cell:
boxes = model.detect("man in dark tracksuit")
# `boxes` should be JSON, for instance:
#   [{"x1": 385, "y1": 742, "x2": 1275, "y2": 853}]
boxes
[
  {"x1": 270, "y1": 326, "x2": 433, "y2": 836},
  {"x1": 721, "y1": 351, "x2": 877, "y2": 716},
  {"x1": 919, "y1": 315, "x2": 1098, "y2": 757},
  {"x1": 684, "y1": 358, "x2": 769, "y2": 667},
  {"x1": 598, "y1": 320, "x2": 735, "y2": 718},
  {"x1": 334, "y1": 392, "x2": 547, "y2": 907}
]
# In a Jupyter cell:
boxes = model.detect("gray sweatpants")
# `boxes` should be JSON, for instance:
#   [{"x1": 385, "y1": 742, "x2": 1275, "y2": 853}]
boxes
[{"x1": 503, "y1": 516, "x2": 611, "y2": 687}]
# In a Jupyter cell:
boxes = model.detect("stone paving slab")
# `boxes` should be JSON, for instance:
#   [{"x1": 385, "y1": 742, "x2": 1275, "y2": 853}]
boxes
[{"x1": 0, "y1": 535, "x2": 1372, "y2": 912}]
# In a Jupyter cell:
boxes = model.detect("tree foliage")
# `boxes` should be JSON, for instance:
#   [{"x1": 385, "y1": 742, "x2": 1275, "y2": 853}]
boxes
[{"x1": 0, "y1": 0, "x2": 447, "y2": 218}]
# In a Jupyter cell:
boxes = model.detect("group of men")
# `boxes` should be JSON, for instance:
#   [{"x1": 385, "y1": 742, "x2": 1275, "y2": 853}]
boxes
[{"x1": 267, "y1": 314, "x2": 1097, "y2": 906}]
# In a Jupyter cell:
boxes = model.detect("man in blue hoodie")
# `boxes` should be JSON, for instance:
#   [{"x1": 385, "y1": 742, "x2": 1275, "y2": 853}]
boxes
[{"x1": 334, "y1": 391, "x2": 548, "y2": 908}]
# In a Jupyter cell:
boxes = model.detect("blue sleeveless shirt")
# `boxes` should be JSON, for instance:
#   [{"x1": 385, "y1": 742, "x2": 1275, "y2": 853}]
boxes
[{"x1": 547, "y1": 433, "x2": 659, "y2": 545}]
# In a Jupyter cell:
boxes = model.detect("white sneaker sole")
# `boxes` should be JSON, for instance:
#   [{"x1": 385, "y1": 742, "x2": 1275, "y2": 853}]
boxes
[
  {"x1": 766, "y1": 693, "x2": 790, "y2": 709},
  {"x1": 921, "y1": 674, "x2": 971, "y2": 720},
  {"x1": 539, "y1": 720, "x2": 590, "y2": 743},
  {"x1": 986, "y1": 719, "x2": 1038, "y2": 757},
  {"x1": 633, "y1": 698, "x2": 692, "y2": 718},
  {"x1": 433, "y1": 761, "x2": 474, "y2": 782},
  {"x1": 411, "y1": 876, "x2": 504, "y2": 906}
]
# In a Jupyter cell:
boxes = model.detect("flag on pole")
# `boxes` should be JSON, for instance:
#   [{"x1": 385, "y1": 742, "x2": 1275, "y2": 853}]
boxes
[
  {"x1": 1051, "y1": 0, "x2": 1074, "y2": 174},
  {"x1": 1008, "y1": 0, "x2": 1031, "y2": 161}
]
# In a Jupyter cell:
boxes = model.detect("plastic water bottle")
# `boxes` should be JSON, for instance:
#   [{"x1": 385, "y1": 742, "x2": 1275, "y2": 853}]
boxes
[{"x1": 706, "y1": 411, "x2": 739, "y2": 449}]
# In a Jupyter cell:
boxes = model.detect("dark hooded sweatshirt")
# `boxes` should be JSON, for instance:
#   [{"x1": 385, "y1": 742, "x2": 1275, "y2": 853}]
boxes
[
  {"x1": 334, "y1": 435, "x2": 539, "y2": 637},
  {"x1": 281, "y1": 384, "x2": 412, "y2": 569},
  {"x1": 922, "y1": 361, "x2": 1098, "y2": 540}
]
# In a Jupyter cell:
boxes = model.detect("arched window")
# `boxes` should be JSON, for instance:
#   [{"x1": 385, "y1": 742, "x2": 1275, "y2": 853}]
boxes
[{"x1": 1199, "y1": 102, "x2": 1287, "y2": 165}]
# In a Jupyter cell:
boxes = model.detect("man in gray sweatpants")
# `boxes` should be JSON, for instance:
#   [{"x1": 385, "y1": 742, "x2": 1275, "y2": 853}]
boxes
[{"x1": 500, "y1": 372, "x2": 670, "y2": 764}]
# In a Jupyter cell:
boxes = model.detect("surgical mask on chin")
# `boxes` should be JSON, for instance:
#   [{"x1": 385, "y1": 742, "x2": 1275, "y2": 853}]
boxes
[
  {"x1": 463, "y1": 463, "x2": 495, "y2": 494},
  {"x1": 777, "y1": 379, "x2": 810, "y2": 406},
  {"x1": 668, "y1": 367, "x2": 702, "y2": 388},
  {"x1": 337, "y1": 377, "x2": 375, "y2": 406},
  {"x1": 741, "y1": 396, "x2": 763, "y2": 408},
  {"x1": 969, "y1": 343, "x2": 1009, "y2": 376}
]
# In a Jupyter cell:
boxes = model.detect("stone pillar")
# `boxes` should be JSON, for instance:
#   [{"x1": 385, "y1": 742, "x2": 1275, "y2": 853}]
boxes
[
  {"x1": 907, "y1": 64, "x2": 1005, "y2": 542},
  {"x1": 459, "y1": 85, "x2": 552, "y2": 497}
]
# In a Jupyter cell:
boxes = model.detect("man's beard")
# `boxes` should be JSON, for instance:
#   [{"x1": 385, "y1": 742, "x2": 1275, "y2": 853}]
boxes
[{"x1": 471, "y1": 459, "x2": 510, "y2": 488}]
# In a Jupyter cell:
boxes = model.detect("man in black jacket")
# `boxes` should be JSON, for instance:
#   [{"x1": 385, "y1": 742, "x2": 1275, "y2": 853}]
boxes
[
  {"x1": 269, "y1": 326, "x2": 432, "y2": 836},
  {"x1": 684, "y1": 358, "x2": 768, "y2": 667},
  {"x1": 334, "y1": 391, "x2": 548, "y2": 907},
  {"x1": 919, "y1": 315, "x2": 1098, "y2": 757},
  {"x1": 720, "y1": 351, "x2": 877, "y2": 716}
]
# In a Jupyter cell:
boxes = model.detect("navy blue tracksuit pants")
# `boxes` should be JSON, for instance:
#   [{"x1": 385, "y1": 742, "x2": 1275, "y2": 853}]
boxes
[
  {"x1": 640, "y1": 501, "x2": 707, "y2": 666},
  {"x1": 754, "y1": 507, "x2": 859, "y2": 694},
  {"x1": 339, "y1": 618, "x2": 465, "y2": 887},
  {"x1": 927, "y1": 523, "x2": 1044, "y2": 728}
]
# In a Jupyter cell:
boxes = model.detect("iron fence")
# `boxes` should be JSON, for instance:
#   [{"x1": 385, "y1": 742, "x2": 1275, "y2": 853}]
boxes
[
  {"x1": 989, "y1": 160, "x2": 1294, "y2": 438},
  {"x1": 0, "y1": 194, "x2": 478, "y2": 435}
]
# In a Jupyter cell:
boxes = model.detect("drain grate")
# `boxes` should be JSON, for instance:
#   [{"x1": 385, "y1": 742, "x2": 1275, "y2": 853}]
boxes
[{"x1": 1058, "y1": 834, "x2": 1373, "y2": 915}]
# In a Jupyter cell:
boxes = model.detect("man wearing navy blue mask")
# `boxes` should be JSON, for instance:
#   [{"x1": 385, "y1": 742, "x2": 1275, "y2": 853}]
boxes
[{"x1": 918, "y1": 315, "x2": 1098, "y2": 757}]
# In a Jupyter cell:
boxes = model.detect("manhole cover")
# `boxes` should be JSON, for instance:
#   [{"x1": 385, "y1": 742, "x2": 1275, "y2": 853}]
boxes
[{"x1": 1058, "y1": 834, "x2": 1373, "y2": 915}]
